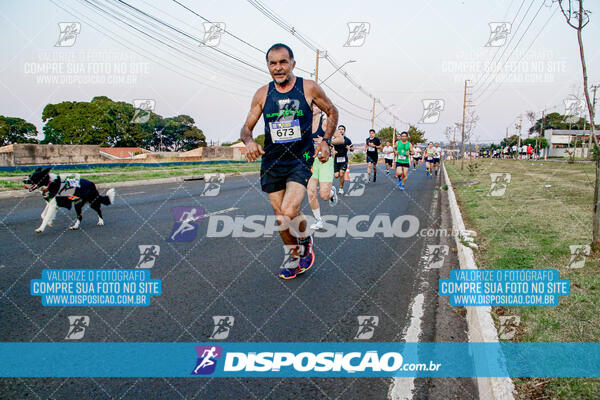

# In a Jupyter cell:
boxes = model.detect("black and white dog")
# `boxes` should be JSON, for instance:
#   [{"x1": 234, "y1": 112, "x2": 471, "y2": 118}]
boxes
[{"x1": 23, "y1": 167, "x2": 115, "y2": 233}]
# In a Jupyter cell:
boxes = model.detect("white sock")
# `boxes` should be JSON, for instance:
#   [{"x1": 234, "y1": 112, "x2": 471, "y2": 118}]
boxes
[{"x1": 312, "y1": 208, "x2": 321, "y2": 220}]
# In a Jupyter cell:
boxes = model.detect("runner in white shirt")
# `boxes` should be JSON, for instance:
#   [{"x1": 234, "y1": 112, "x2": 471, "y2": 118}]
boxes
[
  {"x1": 433, "y1": 143, "x2": 442, "y2": 176},
  {"x1": 412, "y1": 146, "x2": 422, "y2": 170},
  {"x1": 382, "y1": 141, "x2": 394, "y2": 175}
]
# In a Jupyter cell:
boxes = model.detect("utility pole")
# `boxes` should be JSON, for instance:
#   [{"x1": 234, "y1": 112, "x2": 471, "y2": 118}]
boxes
[
  {"x1": 453, "y1": 124, "x2": 457, "y2": 156},
  {"x1": 588, "y1": 84, "x2": 598, "y2": 159},
  {"x1": 371, "y1": 98, "x2": 376, "y2": 130},
  {"x1": 460, "y1": 79, "x2": 470, "y2": 170},
  {"x1": 540, "y1": 109, "x2": 546, "y2": 160},
  {"x1": 517, "y1": 114, "x2": 523, "y2": 159}
]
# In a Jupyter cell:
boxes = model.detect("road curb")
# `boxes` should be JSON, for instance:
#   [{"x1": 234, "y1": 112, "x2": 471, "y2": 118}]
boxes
[
  {"x1": 0, "y1": 171, "x2": 259, "y2": 199},
  {"x1": 442, "y1": 163, "x2": 516, "y2": 400}
]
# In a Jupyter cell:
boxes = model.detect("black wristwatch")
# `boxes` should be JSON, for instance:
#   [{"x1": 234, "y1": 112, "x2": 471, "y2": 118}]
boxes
[{"x1": 324, "y1": 138, "x2": 332, "y2": 146}]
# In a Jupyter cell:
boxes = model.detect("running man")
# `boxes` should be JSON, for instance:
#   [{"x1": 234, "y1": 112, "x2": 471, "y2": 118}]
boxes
[
  {"x1": 241, "y1": 43, "x2": 338, "y2": 279},
  {"x1": 412, "y1": 145, "x2": 422, "y2": 169},
  {"x1": 194, "y1": 347, "x2": 218, "y2": 373},
  {"x1": 170, "y1": 208, "x2": 201, "y2": 241},
  {"x1": 394, "y1": 131, "x2": 413, "y2": 190},
  {"x1": 433, "y1": 143, "x2": 442, "y2": 176},
  {"x1": 365, "y1": 129, "x2": 382, "y2": 182},
  {"x1": 308, "y1": 110, "x2": 337, "y2": 231},
  {"x1": 424, "y1": 142, "x2": 435, "y2": 177},
  {"x1": 382, "y1": 141, "x2": 394, "y2": 175},
  {"x1": 332, "y1": 125, "x2": 353, "y2": 195}
]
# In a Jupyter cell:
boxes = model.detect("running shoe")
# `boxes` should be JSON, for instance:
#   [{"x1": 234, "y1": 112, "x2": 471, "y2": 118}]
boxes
[
  {"x1": 279, "y1": 256, "x2": 300, "y2": 279},
  {"x1": 279, "y1": 265, "x2": 300, "y2": 279},
  {"x1": 298, "y1": 237, "x2": 315, "y2": 274},
  {"x1": 400, "y1": 184, "x2": 405, "y2": 190},
  {"x1": 397, "y1": 180, "x2": 402, "y2": 187},
  {"x1": 338, "y1": 188, "x2": 344, "y2": 195},
  {"x1": 310, "y1": 218, "x2": 324, "y2": 231},
  {"x1": 329, "y1": 187, "x2": 338, "y2": 207}
]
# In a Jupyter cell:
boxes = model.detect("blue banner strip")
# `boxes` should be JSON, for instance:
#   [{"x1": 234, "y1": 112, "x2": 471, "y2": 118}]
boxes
[{"x1": 1, "y1": 342, "x2": 600, "y2": 378}]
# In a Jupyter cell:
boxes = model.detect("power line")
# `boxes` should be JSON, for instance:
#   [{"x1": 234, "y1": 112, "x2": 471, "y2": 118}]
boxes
[
  {"x1": 472, "y1": 0, "x2": 529, "y2": 90},
  {"x1": 98, "y1": 0, "x2": 266, "y2": 85},
  {"x1": 246, "y1": 0, "x2": 405, "y2": 123},
  {"x1": 474, "y1": 0, "x2": 548, "y2": 103},
  {"x1": 53, "y1": 0, "x2": 251, "y2": 97},
  {"x1": 113, "y1": 0, "x2": 268, "y2": 74},
  {"x1": 167, "y1": 0, "x2": 314, "y2": 76},
  {"x1": 472, "y1": 0, "x2": 537, "y2": 95}
]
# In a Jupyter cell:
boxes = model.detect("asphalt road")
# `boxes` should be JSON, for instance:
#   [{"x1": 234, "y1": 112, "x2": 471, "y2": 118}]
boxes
[{"x1": 0, "y1": 163, "x2": 477, "y2": 399}]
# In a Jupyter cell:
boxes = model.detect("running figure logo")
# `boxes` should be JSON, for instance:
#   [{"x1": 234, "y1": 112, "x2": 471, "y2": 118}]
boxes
[
  {"x1": 354, "y1": 316, "x2": 379, "y2": 340},
  {"x1": 485, "y1": 22, "x2": 511, "y2": 47},
  {"x1": 344, "y1": 22, "x2": 370, "y2": 47},
  {"x1": 201, "y1": 173, "x2": 225, "y2": 197},
  {"x1": 201, "y1": 22, "x2": 225, "y2": 47},
  {"x1": 55, "y1": 22, "x2": 81, "y2": 47},
  {"x1": 487, "y1": 173, "x2": 511, "y2": 197},
  {"x1": 191, "y1": 345, "x2": 222, "y2": 375},
  {"x1": 168, "y1": 206, "x2": 205, "y2": 242},
  {"x1": 566, "y1": 245, "x2": 590, "y2": 269},
  {"x1": 563, "y1": 96, "x2": 585, "y2": 124},
  {"x1": 210, "y1": 316, "x2": 235, "y2": 340},
  {"x1": 425, "y1": 245, "x2": 449, "y2": 269},
  {"x1": 136, "y1": 245, "x2": 160, "y2": 268},
  {"x1": 346, "y1": 173, "x2": 368, "y2": 197},
  {"x1": 131, "y1": 99, "x2": 155, "y2": 123},
  {"x1": 420, "y1": 99, "x2": 444, "y2": 124},
  {"x1": 65, "y1": 316, "x2": 89, "y2": 340}
]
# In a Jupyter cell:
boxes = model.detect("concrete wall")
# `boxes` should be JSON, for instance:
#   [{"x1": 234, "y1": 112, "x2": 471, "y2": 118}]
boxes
[
  {"x1": 548, "y1": 147, "x2": 589, "y2": 158},
  {"x1": 11, "y1": 144, "x2": 104, "y2": 165},
  {"x1": 0, "y1": 144, "x2": 245, "y2": 166},
  {"x1": 183, "y1": 146, "x2": 244, "y2": 161},
  {"x1": 0, "y1": 151, "x2": 14, "y2": 166}
]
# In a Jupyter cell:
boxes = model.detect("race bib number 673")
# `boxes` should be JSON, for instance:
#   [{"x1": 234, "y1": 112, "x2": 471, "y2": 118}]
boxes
[{"x1": 269, "y1": 119, "x2": 302, "y2": 143}]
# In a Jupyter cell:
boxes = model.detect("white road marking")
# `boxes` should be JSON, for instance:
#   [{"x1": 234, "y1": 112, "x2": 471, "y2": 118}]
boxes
[
  {"x1": 388, "y1": 293, "x2": 425, "y2": 400},
  {"x1": 389, "y1": 187, "x2": 440, "y2": 399},
  {"x1": 120, "y1": 191, "x2": 146, "y2": 196},
  {"x1": 204, "y1": 207, "x2": 238, "y2": 217}
]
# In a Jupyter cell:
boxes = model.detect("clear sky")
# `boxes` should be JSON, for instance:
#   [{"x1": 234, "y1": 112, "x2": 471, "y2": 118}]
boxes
[{"x1": 1, "y1": 0, "x2": 599, "y2": 146}]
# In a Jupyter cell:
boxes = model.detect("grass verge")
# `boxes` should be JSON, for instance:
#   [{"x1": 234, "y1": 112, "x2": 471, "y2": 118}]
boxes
[
  {"x1": 445, "y1": 159, "x2": 600, "y2": 400},
  {"x1": 0, "y1": 163, "x2": 260, "y2": 191}
]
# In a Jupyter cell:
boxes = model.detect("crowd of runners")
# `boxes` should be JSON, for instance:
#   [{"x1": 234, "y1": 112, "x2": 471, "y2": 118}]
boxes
[{"x1": 241, "y1": 43, "x2": 444, "y2": 280}]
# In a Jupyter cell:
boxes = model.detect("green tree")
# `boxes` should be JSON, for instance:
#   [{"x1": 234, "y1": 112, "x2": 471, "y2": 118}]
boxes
[
  {"x1": 500, "y1": 135, "x2": 520, "y2": 147},
  {"x1": 523, "y1": 137, "x2": 548, "y2": 148},
  {"x1": 0, "y1": 116, "x2": 39, "y2": 145},
  {"x1": 376, "y1": 126, "x2": 395, "y2": 144},
  {"x1": 40, "y1": 97, "x2": 205, "y2": 149},
  {"x1": 407, "y1": 125, "x2": 427, "y2": 145},
  {"x1": 42, "y1": 97, "x2": 150, "y2": 146},
  {"x1": 255, "y1": 134, "x2": 265, "y2": 147},
  {"x1": 376, "y1": 125, "x2": 426, "y2": 145}
]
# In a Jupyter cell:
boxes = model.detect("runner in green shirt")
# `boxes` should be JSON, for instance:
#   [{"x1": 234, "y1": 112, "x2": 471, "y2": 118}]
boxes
[{"x1": 394, "y1": 131, "x2": 413, "y2": 190}]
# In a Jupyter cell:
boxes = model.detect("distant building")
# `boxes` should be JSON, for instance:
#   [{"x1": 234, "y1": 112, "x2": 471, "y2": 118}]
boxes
[{"x1": 543, "y1": 129, "x2": 597, "y2": 157}]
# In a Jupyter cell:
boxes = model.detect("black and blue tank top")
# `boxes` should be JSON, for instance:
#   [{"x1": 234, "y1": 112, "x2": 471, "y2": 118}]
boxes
[{"x1": 262, "y1": 77, "x2": 313, "y2": 167}]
